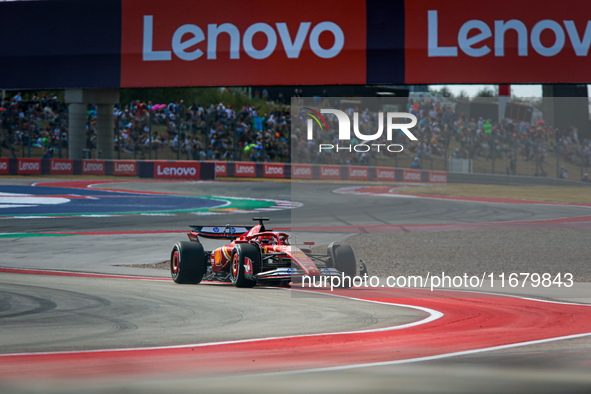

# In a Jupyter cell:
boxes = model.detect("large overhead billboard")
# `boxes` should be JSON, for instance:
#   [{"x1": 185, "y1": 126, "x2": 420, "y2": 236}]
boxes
[
  {"x1": 405, "y1": 0, "x2": 591, "y2": 84},
  {"x1": 0, "y1": 0, "x2": 590, "y2": 89},
  {"x1": 121, "y1": 0, "x2": 369, "y2": 87}
]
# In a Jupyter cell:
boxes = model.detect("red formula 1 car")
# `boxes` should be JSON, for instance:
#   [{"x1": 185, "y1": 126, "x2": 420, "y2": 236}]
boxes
[{"x1": 170, "y1": 218, "x2": 367, "y2": 287}]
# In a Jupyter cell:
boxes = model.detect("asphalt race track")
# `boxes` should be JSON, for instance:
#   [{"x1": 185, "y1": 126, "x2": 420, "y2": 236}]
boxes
[{"x1": 1, "y1": 178, "x2": 590, "y2": 393}]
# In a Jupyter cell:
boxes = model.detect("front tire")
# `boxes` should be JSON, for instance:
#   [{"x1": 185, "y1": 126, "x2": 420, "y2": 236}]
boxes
[
  {"x1": 171, "y1": 241, "x2": 206, "y2": 284},
  {"x1": 328, "y1": 243, "x2": 357, "y2": 278},
  {"x1": 230, "y1": 244, "x2": 260, "y2": 288}
]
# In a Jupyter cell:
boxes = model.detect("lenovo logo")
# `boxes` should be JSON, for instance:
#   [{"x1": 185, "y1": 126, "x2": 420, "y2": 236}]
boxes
[
  {"x1": 19, "y1": 161, "x2": 40, "y2": 171},
  {"x1": 264, "y1": 165, "x2": 284, "y2": 175},
  {"x1": 321, "y1": 167, "x2": 340, "y2": 177},
  {"x1": 84, "y1": 162, "x2": 104, "y2": 172},
  {"x1": 293, "y1": 167, "x2": 311, "y2": 176},
  {"x1": 143, "y1": 16, "x2": 344, "y2": 61},
  {"x1": 115, "y1": 163, "x2": 135, "y2": 173},
  {"x1": 429, "y1": 172, "x2": 447, "y2": 183},
  {"x1": 348, "y1": 168, "x2": 368, "y2": 179},
  {"x1": 403, "y1": 171, "x2": 422, "y2": 182},
  {"x1": 429, "y1": 10, "x2": 591, "y2": 57},
  {"x1": 235, "y1": 164, "x2": 255, "y2": 175},
  {"x1": 51, "y1": 161, "x2": 72, "y2": 171},
  {"x1": 377, "y1": 169, "x2": 395, "y2": 180},
  {"x1": 157, "y1": 165, "x2": 196, "y2": 176}
]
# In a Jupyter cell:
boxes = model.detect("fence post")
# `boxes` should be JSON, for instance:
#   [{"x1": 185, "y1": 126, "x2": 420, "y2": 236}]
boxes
[
  {"x1": 148, "y1": 112, "x2": 152, "y2": 160},
  {"x1": 27, "y1": 112, "x2": 32, "y2": 158},
  {"x1": 580, "y1": 143, "x2": 584, "y2": 181},
  {"x1": 468, "y1": 134, "x2": 473, "y2": 174},
  {"x1": 177, "y1": 114, "x2": 181, "y2": 161},
  {"x1": 116, "y1": 114, "x2": 121, "y2": 160},
  {"x1": 555, "y1": 142, "x2": 560, "y2": 178},
  {"x1": 491, "y1": 134, "x2": 495, "y2": 174}
]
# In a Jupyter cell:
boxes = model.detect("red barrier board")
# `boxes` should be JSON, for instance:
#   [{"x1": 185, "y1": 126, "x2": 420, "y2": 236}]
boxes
[
  {"x1": 0, "y1": 158, "x2": 9, "y2": 175},
  {"x1": 291, "y1": 164, "x2": 313, "y2": 179},
  {"x1": 375, "y1": 167, "x2": 396, "y2": 182},
  {"x1": 234, "y1": 162, "x2": 256, "y2": 177},
  {"x1": 263, "y1": 163, "x2": 285, "y2": 178},
  {"x1": 50, "y1": 159, "x2": 74, "y2": 175},
  {"x1": 120, "y1": 0, "x2": 366, "y2": 87},
  {"x1": 429, "y1": 170, "x2": 447, "y2": 183},
  {"x1": 113, "y1": 160, "x2": 137, "y2": 176},
  {"x1": 402, "y1": 169, "x2": 422, "y2": 183},
  {"x1": 17, "y1": 158, "x2": 42, "y2": 175},
  {"x1": 320, "y1": 165, "x2": 341, "y2": 180},
  {"x1": 153, "y1": 161, "x2": 200, "y2": 179},
  {"x1": 347, "y1": 166, "x2": 369, "y2": 181},
  {"x1": 214, "y1": 162, "x2": 227, "y2": 177},
  {"x1": 82, "y1": 160, "x2": 106, "y2": 176},
  {"x1": 405, "y1": 0, "x2": 591, "y2": 83}
]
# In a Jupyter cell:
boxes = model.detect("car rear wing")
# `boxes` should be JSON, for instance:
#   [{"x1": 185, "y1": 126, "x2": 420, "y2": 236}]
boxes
[{"x1": 189, "y1": 225, "x2": 253, "y2": 240}]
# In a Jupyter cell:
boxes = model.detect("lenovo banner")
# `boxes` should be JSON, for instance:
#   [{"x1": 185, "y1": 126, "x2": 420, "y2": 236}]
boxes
[
  {"x1": 405, "y1": 0, "x2": 591, "y2": 83},
  {"x1": 234, "y1": 162, "x2": 256, "y2": 177},
  {"x1": 214, "y1": 161, "x2": 227, "y2": 177},
  {"x1": 320, "y1": 165, "x2": 341, "y2": 180},
  {"x1": 291, "y1": 164, "x2": 314, "y2": 179},
  {"x1": 263, "y1": 163, "x2": 285, "y2": 178},
  {"x1": 121, "y1": 0, "x2": 367, "y2": 87},
  {"x1": 429, "y1": 170, "x2": 448, "y2": 183},
  {"x1": 402, "y1": 169, "x2": 422, "y2": 183},
  {"x1": 153, "y1": 161, "x2": 201, "y2": 179},
  {"x1": 113, "y1": 160, "x2": 137, "y2": 176},
  {"x1": 82, "y1": 160, "x2": 106, "y2": 175},
  {"x1": 17, "y1": 158, "x2": 42, "y2": 175},
  {"x1": 347, "y1": 166, "x2": 369, "y2": 181},
  {"x1": 375, "y1": 167, "x2": 396, "y2": 182},
  {"x1": 50, "y1": 159, "x2": 74, "y2": 175},
  {"x1": 0, "y1": 158, "x2": 9, "y2": 175}
]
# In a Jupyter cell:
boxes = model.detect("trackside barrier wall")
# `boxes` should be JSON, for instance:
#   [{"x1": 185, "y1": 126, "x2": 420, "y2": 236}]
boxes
[
  {"x1": 0, "y1": 159, "x2": 215, "y2": 180},
  {"x1": 4, "y1": 158, "x2": 587, "y2": 185},
  {"x1": 209, "y1": 161, "x2": 447, "y2": 183}
]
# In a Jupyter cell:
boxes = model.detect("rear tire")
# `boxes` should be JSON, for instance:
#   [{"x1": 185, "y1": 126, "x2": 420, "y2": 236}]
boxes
[
  {"x1": 230, "y1": 244, "x2": 260, "y2": 288},
  {"x1": 171, "y1": 241, "x2": 206, "y2": 284}
]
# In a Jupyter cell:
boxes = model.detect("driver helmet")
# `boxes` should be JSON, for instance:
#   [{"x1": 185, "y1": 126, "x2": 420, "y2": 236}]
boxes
[{"x1": 259, "y1": 235, "x2": 274, "y2": 245}]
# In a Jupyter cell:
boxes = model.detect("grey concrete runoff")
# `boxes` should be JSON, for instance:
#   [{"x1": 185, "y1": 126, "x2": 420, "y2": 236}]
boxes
[{"x1": 1, "y1": 178, "x2": 590, "y2": 392}]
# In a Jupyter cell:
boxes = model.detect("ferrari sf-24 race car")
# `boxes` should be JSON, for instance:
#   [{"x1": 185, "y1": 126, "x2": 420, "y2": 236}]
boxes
[{"x1": 170, "y1": 218, "x2": 367, "y2": 288}]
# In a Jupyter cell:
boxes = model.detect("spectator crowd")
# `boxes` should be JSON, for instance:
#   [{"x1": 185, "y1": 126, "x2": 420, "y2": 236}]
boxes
[
  {"x1": 293, "y1": 98, "x2": 591, "y2": 178},
  {"x1": 2, "y1": 91, "x2": 590, "y2": 180}
]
